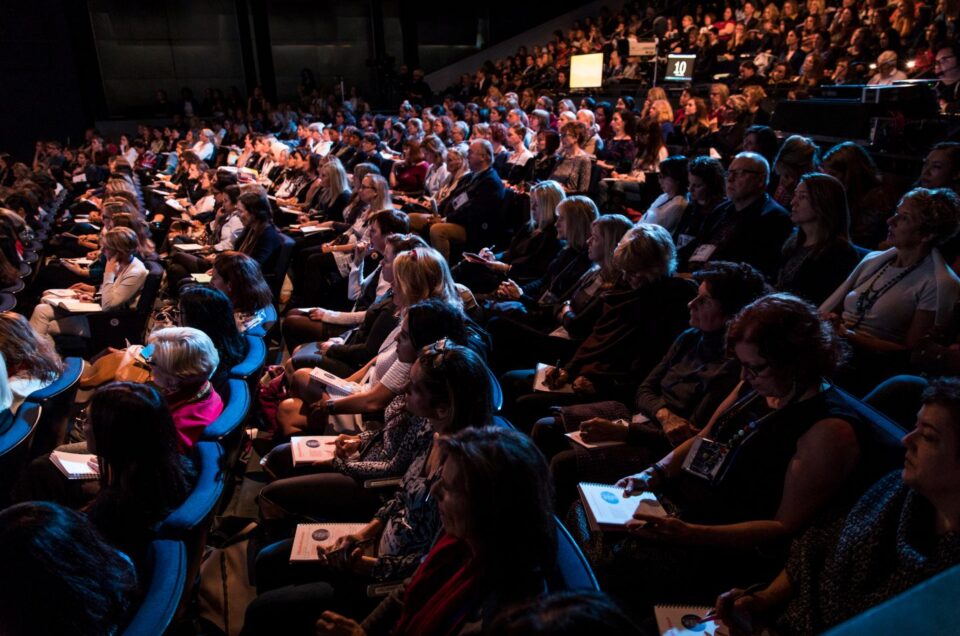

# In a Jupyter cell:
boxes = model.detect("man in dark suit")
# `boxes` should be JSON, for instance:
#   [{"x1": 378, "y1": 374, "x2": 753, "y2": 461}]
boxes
[
  {"x1": 429, "y1": 139, "x2": 506, "y2": 259},
  {"x1": 679, "y1": 151, "x2": 792, "y2": 280}
]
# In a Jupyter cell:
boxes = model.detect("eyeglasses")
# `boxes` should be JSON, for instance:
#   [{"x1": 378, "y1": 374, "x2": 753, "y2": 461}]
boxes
[{"x1": 739, "y1": 359, "x2": 771, "y2": 379}]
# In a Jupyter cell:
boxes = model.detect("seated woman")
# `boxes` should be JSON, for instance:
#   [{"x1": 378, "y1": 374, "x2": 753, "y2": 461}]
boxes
[
  {"x1": 210, "y1": 250, "x2": 275, "y2": 331},
  {"x1": 277, "y1": 246, "x2": 463, "y2": 437},
  {"x1": 0, "y1": 311, "x2": 62, "y2": 413},
  {"x1": 488, "y1": 213, "x2": 634, "y2": 374},
  {"x1": 771, "y1": 135, "x2": 821, "y2": 211},
  {"x1": 285, "y1": 234, "x2": 428, "y2": 376},
  {"x1": 453, "y1": 180, "x2": 563, "y2": 294},
  {"x1": 290, "y1": 174, "x2": 395, "y2": 311},
  {"x1": 673, "y1": 156, "x2": 727, "y2": 254},
  {"x1": 530, "y1": 130, "x2": 561, "y2": 181},
  {"x1": 576, "y1": 294, "x2": 896, "y2": 609},
  {"x1": 243, "y1": 344, "x2": 498, "y2": 635},
  {"x1": 821, "y1": 141, "x2": 896, "y2": 250},
  {"x1": 177, "y1": 286, "x2": 247, "y2": 390},
  {"x1": 29, "y1": 226, "x2": 149, "y2": 342},
  {"x1": 595, "y1": 109, "x2": 638, "y2": 177},
  {"x1": 301, "y1": 158, "x2": 352, "y2": 223},
  {"x1": 532, "y1": 262, "x2": 768, "y2": 511},
  {"x1": 500, "y1": 123, "x2": 535, "y2": 184},
  {"x1": 311, "y1": 427, "x2": 555, "y2": 636},
  {"x1": 549, "y1": 122, "x2": 593, "y2": 194},
  {"x1": 283, "y1": 211, "x2": 410, "y2": 353},
  {"x1": 598, "y1": 119, "x2": 667, "y2": 212},
  {"x1": 639, "y1": 155, "x2": 689, "y2": 233},
  {"x1": 13, "y1": 382, "x2": 193, "y2": 568},
  {"x1": 234, "y1": 188, "x2": 283, "y2": 279},
  {"x1": 501, "y1": 224, "x2": 697, "y2": 430},
  {"x1": 484, "y1": 195, "x2": 596, "y2": 323},
  {"x1": 261, "y1": 298, "x2": 482, "y2": 481},
  {"x1": 715, "y1": 377, "x2": 960, "y2": 635},
  {"x1": 164, "y1": 181, "x2": 244, "y2": 290},
  {"x1": 821, "y1": 187, "x2": 960, "y2": 393},
  {"x1": 777, "y1": 172, "x2": 861, "y2": 305},
  {"x1": 0, "y1": 502, "x2": 139, "y2": 636},
  {"x1": 389, "y1": 139, "x2": 429, "y2": 195},
  {"x1": 147, "y1": 327, "x2": 224, "y2": 450}
]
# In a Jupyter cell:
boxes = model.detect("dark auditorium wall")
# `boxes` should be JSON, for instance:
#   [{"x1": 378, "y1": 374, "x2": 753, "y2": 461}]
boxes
[
  {"x1": 87, "y1": 0, "x2": 247, "y2": 114},
  {"x1": 0, "y1": 0, "x2": 98, "y2": 161}
]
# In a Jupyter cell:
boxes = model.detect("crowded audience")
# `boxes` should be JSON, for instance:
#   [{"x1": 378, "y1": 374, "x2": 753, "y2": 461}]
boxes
[{"x1": 1, "y1": 0, "x2": 960, "y2": 633}]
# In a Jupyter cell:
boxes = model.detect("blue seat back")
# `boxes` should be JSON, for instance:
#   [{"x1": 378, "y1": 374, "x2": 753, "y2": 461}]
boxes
[
  {"x1": 835, "y1": 386, "x2": 907, "y2": 487},
  {"x1": 825, "y1": 564, "x2": 960, "y2": 636},
  {"x1": 549, "y1": 517, "x2": 600, "y2": 592},
  {"x1": 120, "y1": 540, "x2": 187, "y2": 636},
  {"x1": 159, "y1": 441, "x2": 225, "y2": 537},
  {"x1": 201, "y1": 378, "x2": 251, "y2": 442},
  {"x1": 0, "y1": 404, "x2": 41, "y2": 505},
  {"x1": 25, "y1": 357, "x2": 84, "y2": 456},
  {"x1": 230, "y1": 334, "x2": 268, "y2": 386}
]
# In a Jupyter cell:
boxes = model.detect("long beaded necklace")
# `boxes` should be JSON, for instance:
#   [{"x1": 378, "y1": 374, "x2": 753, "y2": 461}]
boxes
[{"x1": 850, "y1": 254, "x2": 926, "y2": 328}]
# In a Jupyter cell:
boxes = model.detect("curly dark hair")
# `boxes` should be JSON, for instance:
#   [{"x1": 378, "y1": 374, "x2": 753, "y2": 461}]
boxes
[
  {"x1": 922, "y1": 377, "x2": 960, "y2": 444},
  {"x1": 727, "y1": 292, "x2": 849, "y2": 385},
  {"x1": 692, "y1": 261, "x2": 769, "y2": 317}
]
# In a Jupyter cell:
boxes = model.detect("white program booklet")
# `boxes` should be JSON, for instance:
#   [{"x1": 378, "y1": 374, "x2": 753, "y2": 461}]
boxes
[
  {"x1": 577, "y1": 482, "x2": 666, "y2": 532},
  {"x1": 309, "y1": 367, "x2": 362, "y2": 397},
  {"x1": 654, "y1": 605, "x2": 722, "y2": 636},
  {"x1": 565, "y1": 431, "x2": 626, "y2": 450},
  {"x1": 290, "y1": 435, "x2": 339, "y2": 466},
  {"x1": 290, "y1": 522, "x2": 369, "y2": 562}
]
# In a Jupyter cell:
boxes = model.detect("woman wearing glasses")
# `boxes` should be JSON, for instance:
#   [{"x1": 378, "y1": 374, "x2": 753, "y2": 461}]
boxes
[{"x1": 573, "y1": 293, "x2": 896, "y2": 609}]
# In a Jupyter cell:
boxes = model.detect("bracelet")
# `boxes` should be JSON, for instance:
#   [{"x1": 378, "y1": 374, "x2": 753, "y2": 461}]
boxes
[{"x1": 326, "y1": 399, "x2": 337, "y2": 415}]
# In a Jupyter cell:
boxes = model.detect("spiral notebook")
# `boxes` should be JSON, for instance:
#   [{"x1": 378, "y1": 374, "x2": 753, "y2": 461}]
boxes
[
  {"x1": 653, "y1": 605, "x2": 722, "y2": 635},
  {"x1": 577, "y1": 482, "x2": 666, "y2": 531}
]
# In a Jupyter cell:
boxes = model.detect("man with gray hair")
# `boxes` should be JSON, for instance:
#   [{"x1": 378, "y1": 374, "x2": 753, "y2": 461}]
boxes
[
  {"x1": 679, "y1": 151, "x2": 791, "y2": 280},
  {"x1": 429, "y1": 139, "x2": 506, "y2": 259}
]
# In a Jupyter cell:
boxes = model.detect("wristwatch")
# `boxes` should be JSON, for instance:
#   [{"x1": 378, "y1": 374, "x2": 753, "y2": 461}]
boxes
[{"x1": 326, "y1": 399, "x2": 337, "y2": 415}]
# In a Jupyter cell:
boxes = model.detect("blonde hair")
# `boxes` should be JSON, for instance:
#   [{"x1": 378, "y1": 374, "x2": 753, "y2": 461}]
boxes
[
  {"x1": 363, "y1": 174, "x2": 393, "y2": 211},
  {"x1": 613, "y1": 223, "x2": 677, "y2": 282},
  {"x1": 529, "y1": 180, "x2": 565, "y2": 231},
  {"x1": 392, "y1": 247, "x2": 462, "y2": 310},
  {"x1": 148, "y1": 327, "x2": 219, "y2": 383},
  {"x1": 319, "y1": 159, "x2": 351, "y2": 207},
  {"x1": 651, "y1": 99, "x2": 674, "y2": 124},
  {"x1": 557, "y1": 195, "x2": 599, "y2": 251},
  {"x1": 594, "y1": 214, "x2": 636, "y2": 279}
]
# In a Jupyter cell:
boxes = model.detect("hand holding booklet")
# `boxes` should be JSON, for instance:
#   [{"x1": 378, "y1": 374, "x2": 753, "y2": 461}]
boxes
[
  {"x1": 309, "y1": 367, "x2": 362, "y2": 397},
  {"x1": 290, "y1": 435, "x2": 339, "y2": 466},
  {"x1": 290, "y1": 522, "x2": 371, "y2": 562},
  {"x1": 577, "y1": 482, "x2": 667, "y2": 532},
  {"x1": 50, "y1": 451, "x2": 99, "y2": 480},
  {"x1": 654, "y1": 605, "x2": 724, "y2": 636}
]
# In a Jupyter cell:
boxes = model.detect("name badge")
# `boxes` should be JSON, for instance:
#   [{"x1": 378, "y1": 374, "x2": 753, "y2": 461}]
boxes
[
  {"x1": 452, "y1": 192, "x2": 469, "y2": 209},
  {"x1": 681, "y1": 437, "x2": 730, "y2": 482},
  {"x1": 72, "y1": 173, "x2": 87, "y2": 184},
  {"x1": 677, "y1": 233, "x2": 695, "y2": 248},
  {"x1": 689, "y1": 243, "x2": 717, "y2": 263}
]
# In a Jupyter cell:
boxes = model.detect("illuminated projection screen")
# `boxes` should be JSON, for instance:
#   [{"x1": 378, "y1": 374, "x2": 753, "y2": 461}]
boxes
[{"x1": 569, "y1": 53, "x2": 604, "y2": 89}]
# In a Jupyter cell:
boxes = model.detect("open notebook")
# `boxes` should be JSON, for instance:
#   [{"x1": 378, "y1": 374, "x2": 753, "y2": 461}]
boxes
[{"x1": 532, "y1": 363, "x2": 574, "y2": 394}]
